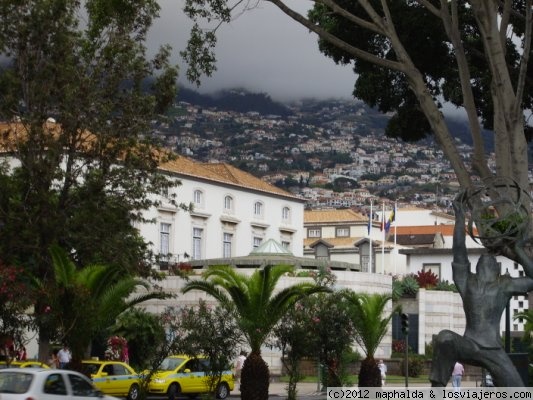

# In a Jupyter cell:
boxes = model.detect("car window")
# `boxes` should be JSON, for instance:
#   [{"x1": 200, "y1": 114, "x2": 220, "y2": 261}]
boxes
[
  {"x1": 44, "y1": 373, "x2": 68, "y2": 395},
  {"x1": 113, "y1": 364, "x2": 129, "y2": 375},
  {"x1": 182, "y1": 359, "x2": 199, "y2": 372},
  {"x1": 0, "y1": 371, "x2": 33, "y2": 393},
  {"x1": 160, "y1": 357, "x2": 185, "y2": 371},
  {"x1": 103, "y1": 364, "x2": 114, "y2": 375},
  {"x1": 68, "y1": 373, "x2": 100, "y2": 397},
  {"x1": 81, "y1": 363, "x2": 99, "y2": 376}
]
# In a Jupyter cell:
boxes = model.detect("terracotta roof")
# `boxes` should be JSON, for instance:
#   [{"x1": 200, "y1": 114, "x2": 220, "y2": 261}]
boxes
[
  {"x1": 304, "y1": 209, "x2": 367, "y2": 224},
  {"x1": 159, "y1": 156, "x2": 299, "y2": 200},
  {"x1": 394, "y1": 225, "x2": 455, "y2": 236},
  {"x1": 304, "y1": 237, "x2": 361, "y2": 248}
]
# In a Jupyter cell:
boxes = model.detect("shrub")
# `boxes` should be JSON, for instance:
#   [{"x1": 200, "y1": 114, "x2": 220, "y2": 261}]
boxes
[
  {"x1": 401, "y1": 355, "x2": 425, "y2": 377},
  {"x1": 415, "y1": 270, "x2": 438, "y2": 289},
  {"x1": 392, "y1": 339, "x2": 406, "y2": 355},
  {"x1": 435, "y1": 280, "x2": 457, "y2": 292},
  {"x1": 400, "y1": 275, "x2": 419, "y2": 297}
]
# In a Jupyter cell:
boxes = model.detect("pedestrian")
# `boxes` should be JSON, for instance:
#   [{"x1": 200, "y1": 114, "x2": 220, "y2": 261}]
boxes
[
  {"x1": 57, "y1": 343, "x2": 71, "y2": 369},
  {"x1": 452, "y1": 361, "x2": 464, "y2": 391},
  {"x1": 16, "y1": 346, "x2": 27, "y2": 361},
  {"x1": 378, "y1": 359, "x2": 387, "y2": 386},
  {"x1": 234, "y1": 350, "x2": 247, "y2": 390},
  {"x1": 48, "y1": 349, "x2": 59, "y2": 369}
]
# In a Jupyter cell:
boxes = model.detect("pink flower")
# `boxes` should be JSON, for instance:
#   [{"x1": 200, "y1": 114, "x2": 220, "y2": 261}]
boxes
[{"x1": 44, "y1": 306, "x2": 51, "y2": 313}]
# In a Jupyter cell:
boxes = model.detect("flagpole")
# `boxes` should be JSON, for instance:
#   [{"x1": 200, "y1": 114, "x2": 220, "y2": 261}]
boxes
[
  {"x1": 369, "y1": 200, "x2": 373, "y2": 273},
  {"x1": 393, "y1": 201, "x2": 398, "y2": 275},
  {"x1": 382, "y1": 202, "x2": 385, "y2": 274}
]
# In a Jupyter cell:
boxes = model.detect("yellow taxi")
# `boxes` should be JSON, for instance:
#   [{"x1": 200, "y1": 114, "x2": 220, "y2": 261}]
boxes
[
  {"x1": 0, "y1": 360, "x2": 50, "y2": 369},
  {"x1": 148, "y1": 355, "x2": 234, "y2": 400},
  {"x1": 81, "y1": 359, "x2": 140, "y2": 400}
]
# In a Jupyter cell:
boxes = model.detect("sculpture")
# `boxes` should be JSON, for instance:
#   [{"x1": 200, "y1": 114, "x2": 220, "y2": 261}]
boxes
[{"x1": 430, "y1": 197, "x2": 533, "y2": 387}]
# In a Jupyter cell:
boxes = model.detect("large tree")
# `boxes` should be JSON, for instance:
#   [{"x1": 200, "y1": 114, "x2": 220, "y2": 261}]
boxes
[
  {"x1": 182, "y1": 265, "x2": 329, "y2": 400},
  {"x1": 0, "y1": 0, "x2": 180, "y2": 358},
  {"x1": 38, "y1": 245, "x2": 169, "y2": 369},
  {"x1": 180, "y1": 0, "x2": 533, "y2": 259}
]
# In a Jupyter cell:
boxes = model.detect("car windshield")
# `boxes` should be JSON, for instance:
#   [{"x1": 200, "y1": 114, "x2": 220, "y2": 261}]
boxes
[
  {"x1": 159, "y1": 358, "x2": 185, "y2": 371},
  {"x1": 0, "y1": 371, "x2": 33, "y2": 393}
]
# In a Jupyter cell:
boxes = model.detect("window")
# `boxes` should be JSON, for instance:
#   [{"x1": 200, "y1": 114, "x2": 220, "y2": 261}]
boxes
[
  {"x1": 224, "y1": 195, "x2": 234, "y2": 212},
  {"x1": 282, "y1": 206, "x2": 290, "y2": 221},
  {"x1": 160, "y1": 223, "x2": 171, "y2": 260},
  {"x1": 422, "y1": 263, "x2": 441, "y2": 279},
  {"x1": 336, "y1": 227, "x2": 350, "y2": 237},
  {"x1": 44, "y1": 374, "x2": 67, "y2": 395},
  {"x1": 253, "y1": 237, "x2": 263, "y2": 248},
  {"x1": 68, "y1": 374, "x2": 99, "y2": 397},
  {"x1": 281, "y1": 241, "x2": 290, "y2": 249},
  {"x1": 308, "y1": 228, "x2": 321, "y2": 238},
  {"x1": 223, "y1": 233, "x2": 233, "y2": 258},
  {"x1": 192, "y1": 227, "x2": 203, "y2": 260},
  {"x1": 193, "y1": 190, "x2": 203, "y2": 206},
  {"x1": 254, "y1": 201, "x2": 264, "y2": 217}
]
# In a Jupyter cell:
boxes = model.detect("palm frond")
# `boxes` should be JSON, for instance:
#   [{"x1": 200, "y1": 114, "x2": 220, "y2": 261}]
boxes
[
  {"x1": 346, "y1": 292, "x2": 394, "y2": 357},
  {"x1": 49, "y1": 245, "x2": 77, "y2": 286}
]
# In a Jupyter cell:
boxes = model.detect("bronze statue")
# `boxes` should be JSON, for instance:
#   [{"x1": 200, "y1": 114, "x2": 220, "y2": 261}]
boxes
[{"x1": 430, "y1": 201, "x2": 533, "y2": 387}]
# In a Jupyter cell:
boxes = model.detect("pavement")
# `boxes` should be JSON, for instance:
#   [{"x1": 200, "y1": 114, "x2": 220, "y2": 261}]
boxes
[{"x1": 229, "y1": 379, "x2": 480, "y2": 397}]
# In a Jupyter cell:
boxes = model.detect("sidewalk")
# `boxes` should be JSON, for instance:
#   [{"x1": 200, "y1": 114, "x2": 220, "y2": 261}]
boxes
[{"x1": 230, "y1": 379, "x2": 480, "y2": 397}]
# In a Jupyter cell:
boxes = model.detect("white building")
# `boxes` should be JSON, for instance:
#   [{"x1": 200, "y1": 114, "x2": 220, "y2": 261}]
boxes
[{"x1": 140, "y1": 155, "x2": 306, "y2": 269}]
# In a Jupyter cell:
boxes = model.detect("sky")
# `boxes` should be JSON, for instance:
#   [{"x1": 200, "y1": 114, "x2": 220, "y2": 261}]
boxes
[{"x1": 148, "y1": 0, "x2": 357, "y2": 102}]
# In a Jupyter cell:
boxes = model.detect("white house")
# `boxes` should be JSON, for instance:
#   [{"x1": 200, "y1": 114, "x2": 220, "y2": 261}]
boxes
[{"x1": 140, "y1": 155, "x2": 306, "y2": 269}]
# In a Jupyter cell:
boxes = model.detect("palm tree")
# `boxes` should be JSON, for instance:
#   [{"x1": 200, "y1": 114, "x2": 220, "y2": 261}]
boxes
[
  {"x1": 344, "y1": 292, "x2": 396, "y2": 387},
  {"x1": 182, "y1": 264, "x2": 329, "y2": 400},
  {"x1": 37, "y1": 245, "x2": 169, "y2": 368}
]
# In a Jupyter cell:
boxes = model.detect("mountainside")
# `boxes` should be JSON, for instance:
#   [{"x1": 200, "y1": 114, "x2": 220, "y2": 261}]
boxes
[{"x1": 176, "y1": 87, "x2": 293, "y2": 117}]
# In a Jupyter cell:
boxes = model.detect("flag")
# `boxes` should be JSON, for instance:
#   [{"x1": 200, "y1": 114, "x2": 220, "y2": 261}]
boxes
[{"x1": 385, "y1": 205, "x2": 396, "y2": 233}]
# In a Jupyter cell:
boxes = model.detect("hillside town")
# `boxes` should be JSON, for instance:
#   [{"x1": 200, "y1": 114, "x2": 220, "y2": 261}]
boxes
[{"x1": 150, "y1": 94, "x2": 513, "y2": 212}]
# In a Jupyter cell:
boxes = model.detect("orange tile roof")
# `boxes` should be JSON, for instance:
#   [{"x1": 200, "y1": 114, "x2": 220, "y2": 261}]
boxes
[
  {"x1": 304, "y1": 209, "x2": 367, "y2": 224},
  {"x1": 159, "y1": 156, "x2": 300, "y2": 200},
  {"x1": 394, "y1": 225, "x2": 455, "y2": 236}
]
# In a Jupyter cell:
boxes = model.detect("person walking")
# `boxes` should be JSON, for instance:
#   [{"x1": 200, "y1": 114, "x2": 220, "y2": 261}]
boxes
[
  {"x1": 234, "y1": 350, "x2": 247, "y2": 390},
  {"x1": 452, "y1": 362, "x2": 464, "y2": 391},
  {"x1": 57, "y1": 344, "x2": 71, "y2": 369},
  {"x1": 378, "y1": 359, "x2": 387, "y2": 386}
]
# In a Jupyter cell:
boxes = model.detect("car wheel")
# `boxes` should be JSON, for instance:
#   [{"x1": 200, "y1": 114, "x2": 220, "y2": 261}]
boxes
[
  {"x1": 168, "y1": 383, "x2": 181, "y2": 400},
  {"x1": 127, "y1": 383, "x2": 140, "y2": 400},
  {"x1": 216, "y1": 382, "x2": 230, "y2": 399}
]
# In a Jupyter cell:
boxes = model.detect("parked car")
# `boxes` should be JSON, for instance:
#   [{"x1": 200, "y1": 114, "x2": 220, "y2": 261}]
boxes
[
  {"x1": 0, "y1": 367, "x2": 120, "y2": 399},
  {"x1": 147, "y1": 355, "x2": 234, "y2": 400},
  {"x1": 0, "y1": 360, "x2": 50, "y2": 369},
  {"x1": 81, "y1": 360, "x2": 140, "y2": 400}
]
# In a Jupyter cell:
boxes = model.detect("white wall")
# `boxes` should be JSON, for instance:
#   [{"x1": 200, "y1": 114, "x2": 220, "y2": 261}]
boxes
[{"x1": 139, "y1": 175, "x2": 305, "y2": 264}]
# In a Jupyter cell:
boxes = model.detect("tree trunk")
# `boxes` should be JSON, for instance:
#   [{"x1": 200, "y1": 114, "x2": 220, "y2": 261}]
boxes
[
  {"x1": 240, "y1": 352, "x2": 269, "y2": 400},
  {"x1": 358, "y1": 357, "x2": 381, "y2": 387}
]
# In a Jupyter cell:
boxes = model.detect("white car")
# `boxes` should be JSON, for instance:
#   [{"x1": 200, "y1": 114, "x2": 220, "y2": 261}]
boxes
[{"x1": 0, "y1": 368, "x2": 121, "y2": 400}]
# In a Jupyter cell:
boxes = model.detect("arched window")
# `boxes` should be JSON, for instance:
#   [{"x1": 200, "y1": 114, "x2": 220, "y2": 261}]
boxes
[
  {"x1": 193, "y1": 190, "x2": 203, "y2": 206},
  {"x1": 224, "y1": 195, "x2": 234, "y2": 212},
  {"x1": 282, "y1": 206, "x2": 290, "y2": 221},
  {"x1": 254, "y1": 201, "x2": 264, "y2": 217}
]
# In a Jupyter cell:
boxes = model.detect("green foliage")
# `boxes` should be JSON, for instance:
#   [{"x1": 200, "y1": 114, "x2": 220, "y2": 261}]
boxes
[
  {"x1": 182, "y1": 265, "x2": 330, "y2": 398},
  {"x1": 434, "y1": 280, "x2": 457, "y2": 292},
  {"x1": 111, "y1": 309, "x2": 166, "y2": 371},
  {"x1": 161, "y1": 300, "x2": 243, "y2": 395},
  {"x1": 36, "y1": 246, "x2": 170, "y2": 365},
  {"x1": 401, "y1": 355, "x2": 425, "y2": 378}
]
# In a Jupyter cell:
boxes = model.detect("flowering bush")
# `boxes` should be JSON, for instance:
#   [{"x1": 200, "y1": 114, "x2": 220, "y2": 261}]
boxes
[{"x1": 105, "y1": 336, "x2": 129, "y2": 363}]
